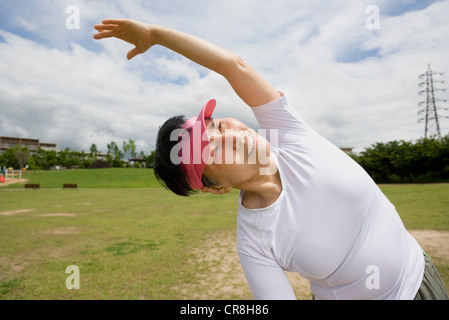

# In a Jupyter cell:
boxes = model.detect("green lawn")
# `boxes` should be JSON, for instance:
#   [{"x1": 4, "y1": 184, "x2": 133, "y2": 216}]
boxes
[
  {"x1": 0, "y1": 169, "x2": 448, "y2": 299},
  {"x1": 5, "y1": 168, "x2": 161, "y2": 189},
  {"x1": 379, "y1": 184, "x2": 449, "y2": 231},
  {"x1": 0, "y1": 187, "x2": 239, "y2": 299}
]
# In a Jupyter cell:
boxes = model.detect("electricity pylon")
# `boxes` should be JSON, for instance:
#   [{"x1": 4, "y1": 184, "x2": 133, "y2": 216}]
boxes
[{"x1": 418, "y1": 64, "x2": 448, "y2": 140}]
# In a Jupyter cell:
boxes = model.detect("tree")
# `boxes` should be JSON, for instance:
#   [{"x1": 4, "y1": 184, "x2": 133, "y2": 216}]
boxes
[
  {"x1": 147, "y1": 150, "x2": 155, "y2": 168},
  {"x1": 0, "y1": 148, "x2": 17, "y2": 168},
  {"x1": 107, "y1": 141, "x2": 123, "y2": 167},
  {"x1": 352, "y1": 135, "x2": 449, "y2": 183},
  {"x1": 12, "y1": 145, "x2": 30, "y2": 178},
  {"x1": 90, "y1": 144, "x2": 98, "y2": 159},
  {"x1": 122, "y1": 139, "x2": 137, "y2": 162}
]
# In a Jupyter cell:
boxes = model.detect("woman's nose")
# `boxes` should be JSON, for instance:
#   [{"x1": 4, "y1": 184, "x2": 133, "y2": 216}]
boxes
[
  {"x1": 210, "y1": 131, "x2": 240, "y2": 150},
  {"x1": 224, "y1": 131, "x2": 242, "y2": 150}
]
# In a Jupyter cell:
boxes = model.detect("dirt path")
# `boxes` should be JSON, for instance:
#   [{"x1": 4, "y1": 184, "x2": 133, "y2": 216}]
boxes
[
  {"x1": 0, "y1": 178, "x2": 28, "y2": 187},
  {"x1": 175, "y1": 229, "x2": 449, "y2": 300},
  {"x1": 409, "y1": 230, "x2": 449, "y2": 262}
]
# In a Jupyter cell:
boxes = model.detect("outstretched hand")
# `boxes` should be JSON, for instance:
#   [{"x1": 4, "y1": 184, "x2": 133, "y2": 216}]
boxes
[{"x1": 93, "y1": 19, "x2": 155, "y2": 60}]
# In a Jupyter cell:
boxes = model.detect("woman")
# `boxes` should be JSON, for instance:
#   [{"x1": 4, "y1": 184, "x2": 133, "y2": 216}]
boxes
[{"x1": 93, "y1": 19, "x2": 448, "y2": 300}]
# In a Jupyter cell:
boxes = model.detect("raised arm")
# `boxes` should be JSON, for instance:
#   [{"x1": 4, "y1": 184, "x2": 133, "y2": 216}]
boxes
[{"x1": 93, "y1": 19, "x2": 280, "y2": 107}]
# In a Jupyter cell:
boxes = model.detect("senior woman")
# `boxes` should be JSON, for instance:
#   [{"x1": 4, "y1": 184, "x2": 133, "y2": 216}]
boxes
[{"x1": 94, "y1": 19, "x2": 448, "y2": 300}]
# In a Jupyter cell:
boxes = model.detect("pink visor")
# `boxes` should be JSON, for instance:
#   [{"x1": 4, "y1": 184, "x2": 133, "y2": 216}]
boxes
[{"x1": 179, "y1": 99, "x2": 216, "y2": 190}]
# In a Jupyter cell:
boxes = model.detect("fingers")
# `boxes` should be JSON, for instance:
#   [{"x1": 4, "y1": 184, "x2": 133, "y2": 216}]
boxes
[
  {"x1": 101, "y1": 19, "x2": 126, "y2": 25},
  {"x1": 94, "y1": 24, "x2": 120, "y2": 31},
  {"x1": 93, "y1": 19, "x2": 124, "y2": 39},
  {"x1": 93, "y1": 21, "x2": 123, "y2": 40},
  {"x1": 93, "y1": 24, "x2": 119, "y2": 39},
  {"x1": 127, "y1": 47, "x2": 141, "y2": 60},
  {"x1": 93, "y1": 18, "x2": 144, "y2": 61},
  {"x1": 93, "y1": 30, "x2": 117, "y2": 40}
]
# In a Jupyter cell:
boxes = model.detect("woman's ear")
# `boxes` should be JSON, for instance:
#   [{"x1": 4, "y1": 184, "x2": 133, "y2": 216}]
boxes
[{"x1": 202, "y1": 185, "x2": 232, "y2": 195}]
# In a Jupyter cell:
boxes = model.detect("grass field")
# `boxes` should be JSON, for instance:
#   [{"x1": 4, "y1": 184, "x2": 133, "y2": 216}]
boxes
[
  {"x1": 0, "y1": 169, "x2": 448, "y2": 299},
  {"x1": 3, "y1": 168, "x2": 162, "y2": 189}
]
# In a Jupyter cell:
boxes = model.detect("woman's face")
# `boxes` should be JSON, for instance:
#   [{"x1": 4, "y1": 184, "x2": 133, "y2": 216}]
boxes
[{"x1": 203, "y1": 117, "x2": 271, "y2": 189}]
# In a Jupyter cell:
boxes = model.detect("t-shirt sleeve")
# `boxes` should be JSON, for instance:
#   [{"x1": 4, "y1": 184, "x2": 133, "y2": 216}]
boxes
[
  {"x1": 251, "y1": 92, "x2": 310, "y2": 131},
  {"x1": 238, "y1": 252, "x2": 297, "y2": 300},
  {"x1": 251, "y1": 92, "x2": 316, "y2": 146}
]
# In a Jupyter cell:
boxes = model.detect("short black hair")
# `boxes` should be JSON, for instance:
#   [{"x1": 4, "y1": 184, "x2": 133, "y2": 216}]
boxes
[{"x1": 153, "y1": 115, "x2": 218, "y2": 196}]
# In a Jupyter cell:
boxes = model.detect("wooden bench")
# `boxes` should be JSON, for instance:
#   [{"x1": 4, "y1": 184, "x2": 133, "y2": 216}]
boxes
[
  {"x1": 63, "y1": 184, "x2": 78, "y2": 189},
  {"x1": 25, "y1": 184, "x2": 40, "y2": 189}
]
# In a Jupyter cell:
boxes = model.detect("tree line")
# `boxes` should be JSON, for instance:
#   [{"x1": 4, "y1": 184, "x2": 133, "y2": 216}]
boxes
[
  {"x1": 0, "y1": 139, "x2": 155, "y2": 170},
  {"x1": 1, "y1": 136, "x2": 448, "y2": 183},
  {"x1": 350, "y1": 135, "x2": 449, "y2": 183}
]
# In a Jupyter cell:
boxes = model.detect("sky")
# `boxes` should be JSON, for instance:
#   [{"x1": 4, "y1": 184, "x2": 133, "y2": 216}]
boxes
[{"x1": 1, "y1": 0, "x2": 448, "y2": 154}]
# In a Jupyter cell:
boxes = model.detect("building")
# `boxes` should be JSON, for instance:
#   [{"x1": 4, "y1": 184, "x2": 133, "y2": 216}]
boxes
[
  {"x1": 340, "y1": 147, "x2": 354, "y2": 155},
  {"x1": 0, "y1": 136, "x2": 58, "y2": 155}
]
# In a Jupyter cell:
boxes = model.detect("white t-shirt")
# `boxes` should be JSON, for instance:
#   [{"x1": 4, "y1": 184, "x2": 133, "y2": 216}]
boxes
[{"x1": 237, "y1": 93, "x2": 424, "y2": 300}]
